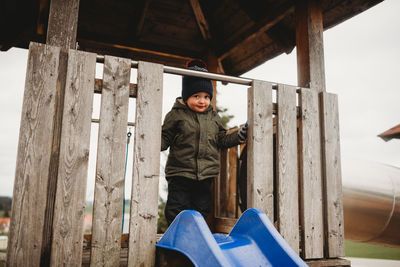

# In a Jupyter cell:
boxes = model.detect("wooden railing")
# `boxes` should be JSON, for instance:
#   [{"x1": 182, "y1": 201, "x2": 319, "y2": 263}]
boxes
[
  {"x1": 7, "y1": 42, "x2": 345, "y2": 266},
  {"x1": 216, "y1": 81, "x2": 345, "y2": 260}
]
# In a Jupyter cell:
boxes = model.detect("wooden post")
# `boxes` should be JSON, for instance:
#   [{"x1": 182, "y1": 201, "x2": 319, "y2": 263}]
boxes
[
  {"x1": 276, "y1": 84, "x2": 299, "y2": 253},
  {"x1": 128, "y1": 61, "x2": 163, "y2": 267},
  {"x1": 7, "y1": 42, "x2": 61, "y2": 267},
  {"x1": 320, "y1": 93, "x2": 345, "y2": 258},
  {"x1": 299, "y1": 88, "x2": 324, "y2": 259},
  {"x1": 90, "y1": 56, "x2": 131, "y2": 266},
  {"x1": 247, "y1": 80, "x2": 274, "y2": 219},
  {"x1": 46, "y1": 0, "x2": 80, "y2": 49},
  {"x1": 50, "y1": 49, "x2": 96, "y2": 266},
  {"x1": 295, "y1": 0, "x2": 326, "y2": 92}
]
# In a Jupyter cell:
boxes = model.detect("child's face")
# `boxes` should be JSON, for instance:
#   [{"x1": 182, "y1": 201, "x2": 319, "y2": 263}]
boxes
[{"x1": 186, "y1": 92, "x2": 211, "y2": 113}]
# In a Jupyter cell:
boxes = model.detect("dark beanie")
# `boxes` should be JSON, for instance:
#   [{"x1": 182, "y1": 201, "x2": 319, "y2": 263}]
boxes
[{"x1": 182, "y1": 60, "x2": 213, "y2": 102}]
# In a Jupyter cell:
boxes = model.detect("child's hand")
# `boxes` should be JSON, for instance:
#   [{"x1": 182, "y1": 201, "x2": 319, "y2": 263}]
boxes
[{"x1": 238, "y1": 122, "x2": 248, "y2": 141}]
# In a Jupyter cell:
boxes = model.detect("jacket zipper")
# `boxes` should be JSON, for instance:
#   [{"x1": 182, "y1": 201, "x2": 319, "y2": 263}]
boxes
[{"x1": 195, "y1": 114, "x2": 200, "y2": 180}]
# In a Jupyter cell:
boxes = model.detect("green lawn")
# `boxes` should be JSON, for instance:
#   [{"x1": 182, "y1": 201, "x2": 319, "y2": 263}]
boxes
[{"x1": 345, "y1": 240, "x2": 400, "y2": 260}]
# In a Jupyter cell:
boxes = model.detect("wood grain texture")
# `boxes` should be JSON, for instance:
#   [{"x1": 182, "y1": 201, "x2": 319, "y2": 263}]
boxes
[
  {"x1": 226, "y1": 146, "x2": 238, "y2": 217},
  {"x1": 90, "y1": 56, "x2": 131, "y2": 266},
  {"x1": 94, "y1": 78, "x2": 137, "y2": 98},
  {"x1": 276, "y1": 84, "x2": 299, "y2": 253},
  {"x1": 247, "y1": 80, "x2": 274, "y2": 219},
  {"x1": 295, "y1": 0, "x2": 326, "y2": 92},
  {"x1": 299, "y1": 88, "x2": 324, "y2": 259},
  {"x1": 7, "y1": 42, "x2": 60, "y2": 267},
  {"x1": 128, "y1": 61, "x2": 163, "y2": 267},
  {"x1": 50, "y1": 49, "x2": 96, "y2": 266},
  {"x1": 320, "y1": 92, "x2": 345, "y2": 257},
  {"x1": 46, "y1": 0, "x2": 80, "y2": 49}
]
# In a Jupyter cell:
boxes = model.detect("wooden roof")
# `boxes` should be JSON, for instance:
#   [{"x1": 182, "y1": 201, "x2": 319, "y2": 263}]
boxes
[{"x1": 1, "y1": 0, "x2": 383, "y2": 76}]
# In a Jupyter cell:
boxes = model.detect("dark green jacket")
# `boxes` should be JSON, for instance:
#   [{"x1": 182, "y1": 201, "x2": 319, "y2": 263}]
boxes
[{"x1": 161, "y1": 98, "x2": 242, "y2": 180}]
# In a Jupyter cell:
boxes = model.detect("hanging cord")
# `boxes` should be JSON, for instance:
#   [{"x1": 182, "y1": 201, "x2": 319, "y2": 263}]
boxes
[{"x1": 122, "y1": 127, "x2": 132, "y2": 233}]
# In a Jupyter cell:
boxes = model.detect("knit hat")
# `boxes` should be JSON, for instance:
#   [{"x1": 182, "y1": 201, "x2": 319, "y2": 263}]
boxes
[{"x1": 182, "y1": 59, "x2": 214, "y2": 102}]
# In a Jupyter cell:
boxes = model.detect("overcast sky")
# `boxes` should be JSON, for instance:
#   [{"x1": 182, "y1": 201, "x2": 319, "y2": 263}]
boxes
[{"x1": 0, "y1": 0, "x2": 399, "y2": 199}]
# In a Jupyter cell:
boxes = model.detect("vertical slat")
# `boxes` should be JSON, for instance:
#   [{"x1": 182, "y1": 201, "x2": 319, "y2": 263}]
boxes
[
  {"x1": 7, "y1": 42, "x2": 60, "y2": 267},
  {"x1": 128, "y1": 61, "x2": 163, "y2": 267},
  {"x1": 276, "y1": 84, "x2": 299, "y2": 253},
  {"x1": 90, "y1": 56, "x2": 131, "y2": 266},
  {"x1": 226, "y1": 146, "x2": 238, "y2": 217},
  {"x1": 320, "y1": 92, "x2": 345, "y2": 257},
  {"x1": 299, "y1": 88, "x2": 324, "y2": 259},
  {"x1": 50, "y1": 49, "x2": 96, "y2": 266},
  {"x1": 218, "y1": 149, "x2": 229, "y2": 217},
  {"x1": 247, "y1": 80, "x2": 274, "y2": 219}
]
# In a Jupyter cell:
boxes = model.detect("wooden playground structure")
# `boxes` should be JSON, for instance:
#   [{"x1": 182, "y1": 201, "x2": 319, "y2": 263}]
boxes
[{"x1": 3, "y1": 0, "x2": 386, "y2": 266}]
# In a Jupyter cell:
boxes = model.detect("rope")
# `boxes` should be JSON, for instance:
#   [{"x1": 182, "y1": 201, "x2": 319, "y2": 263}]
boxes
[{"x1": 122, "y1": 127, "x2": 132, "y2": 233}]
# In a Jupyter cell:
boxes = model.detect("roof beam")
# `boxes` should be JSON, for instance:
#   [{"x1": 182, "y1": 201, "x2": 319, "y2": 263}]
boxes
[
  {"x1": 218, "y1": 2, "x2": 293, "y2": 60},
  {"x1": 189, "y1": 0, "x2": 212, "y2": 40}
]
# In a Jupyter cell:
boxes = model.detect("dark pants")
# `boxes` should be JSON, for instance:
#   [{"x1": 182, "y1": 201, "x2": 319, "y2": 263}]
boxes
[{"x1": 165, "y1": 176, "x2": 213, "y2": 225}]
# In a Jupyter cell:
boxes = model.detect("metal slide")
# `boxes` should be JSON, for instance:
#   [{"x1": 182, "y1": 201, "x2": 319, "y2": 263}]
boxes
[{"x1": 156, "y1": 209, "x2": 307, "y2": 267}]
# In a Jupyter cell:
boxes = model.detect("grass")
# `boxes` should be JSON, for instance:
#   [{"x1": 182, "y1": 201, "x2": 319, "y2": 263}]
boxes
[{"x1": 345, "y1": 240, "x2": 400, "y2": 260}]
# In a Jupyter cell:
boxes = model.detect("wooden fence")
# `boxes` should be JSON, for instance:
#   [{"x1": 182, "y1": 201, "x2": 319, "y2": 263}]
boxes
[
  {"x1": 7, "y1": 42, "x2": 345, "y2": 266},
  {"x1": 216, "y1": 81, "x2": 345, "y2": 260}
]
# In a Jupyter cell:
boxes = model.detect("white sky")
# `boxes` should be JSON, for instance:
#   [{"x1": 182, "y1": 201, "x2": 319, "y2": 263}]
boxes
[{"x1": 0, "y1": 0, "x2": 399, "y2": 200}]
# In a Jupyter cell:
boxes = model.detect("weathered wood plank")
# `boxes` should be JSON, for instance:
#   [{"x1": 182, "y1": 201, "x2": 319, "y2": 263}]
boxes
[
  {"x1": 226, "y1": 146, "x2": 238, "y2": 217},
  {"x1": 218, "y1": 148, "x2": 229, "y2": 217},
  {"x1": 299, "y1": 88, "x2": 324, "y2": 259},
  {"x1": 276, "y1": 84, "x2": 299, "y2": 253},
  {"x1": 90, "y1": 56, "x2": 131, "y2": 266},
  {"x1": 295, "y1": 0, "x2": 326, "y2": 92},
  {"x1": 247, "y1": 80, "x2": 274, "y2": 219},
  {"x1": 7, "y1": 42, "x2": 60, "y2": 267},
  {"x1": 50, "y1": 49, "x2": 96, "y2": 266},
  {"x1": 46, "y1": 0, "x2": 80, "y2": 49},
  {"x1": 128, "y1": 61, "x2": 163, "y2": 267},
  {"x1": 94, "y1": 78, "x2": 137, "y2": 98},
  {"x1": 320, "y1": 92, "x2": 345, "y2": 257}
]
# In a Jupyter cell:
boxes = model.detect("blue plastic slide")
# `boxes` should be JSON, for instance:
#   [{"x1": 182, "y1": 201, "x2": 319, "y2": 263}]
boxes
[{"x1": 156, "y1": 208, "x2": 308, "y2": 267}]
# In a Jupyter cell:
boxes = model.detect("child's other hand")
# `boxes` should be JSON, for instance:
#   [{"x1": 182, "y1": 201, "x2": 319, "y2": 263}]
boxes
[{"x1": 238, "y1": 122, "x2": 248, "y2": 141}]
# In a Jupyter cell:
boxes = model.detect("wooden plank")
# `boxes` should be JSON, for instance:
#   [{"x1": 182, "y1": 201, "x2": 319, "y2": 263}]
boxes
[
  {"x1": 306, "y1": 257, "x2": 350, "y2": 267},
  {"x1": 7, "y1": 42, "x2": 60, "y2": 267},
  {"x1": 50, "y1": 49, "x2": 96, "y2": 266},
  {"x1": 46, "y1": 0, "x2": 80, "y2": 49},
  {"x1": 247, "y1": 80, "x2": 274, "y2": 219},
  {"x1": 219, "y1": 3, "x2": 294, "y2": 60},
  {"x1": 190, "y1": 0, "x2": 212, "y2": 40},
  {"x1": 94, "y1": 78, "x2": 137, "y2": 98},
  {"x1": 218, "y1": 148, "x2": 229, "y2": 217},
  {"x1": 295, "y1": 0, "x2": 326, "y2": 92},
  {"x1": 276, "y1": 84, "x2": 299, "y2": 253},
  {"x1": 299, "y1": 88, "x2": 324, "y2": 259},
  {"x1": 128, "y1": 61, "x2": 163, "y2": 267},
  {"x1": 320, "y1": 92, "x2": 345, "y2": 257},
  {"x1": 90, "y1": 56, "x2": 131, "y2": 266},
  {"x1": 226, "y1": 146, "x2": 238, "y2": 217},
  {"x1": 214, "y1": 217, "x2": 237, "y2": 234}
]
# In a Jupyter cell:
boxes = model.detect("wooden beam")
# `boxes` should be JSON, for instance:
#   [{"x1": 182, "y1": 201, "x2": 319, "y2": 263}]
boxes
[
  {"x1": 134, "y1": 0, "x2": 150, "y2": 38},
  {"x1": 94, "y1": 78, "x2": 137, "y2": 98},
  {"x1": 219, "y1": 3, "x2": 293, "y2": 60},
  {"x1": 295, "y1": 0, "x2": 326, "y2": 92},
  {"x1": 7, "y1": 42, "x2": 61, "y2": 267},
  {"x1": 46, "y1": 0, "x2": 80, "y2": 49},
  {"x1": 189, "y1": 0, "x2": 212, "y2": 40}
]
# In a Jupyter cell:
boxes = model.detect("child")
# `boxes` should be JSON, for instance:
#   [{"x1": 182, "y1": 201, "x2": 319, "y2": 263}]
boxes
[{"x1": 161, "y1": 59, "x2": 248, "y2": 225}]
